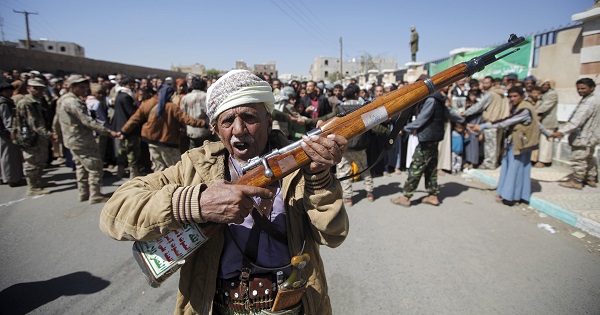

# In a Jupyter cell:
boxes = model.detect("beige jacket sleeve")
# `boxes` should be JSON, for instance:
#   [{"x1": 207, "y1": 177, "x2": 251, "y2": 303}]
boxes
[
  {"x1": 99, "y1": 164, "x2": 187, "y2": 241},
  {"x1": 300, "y1": 170, "x2": 349, "y2": 248},
  {"x1": 99, "y1": 145, "x2": 224, "y2": 241}
]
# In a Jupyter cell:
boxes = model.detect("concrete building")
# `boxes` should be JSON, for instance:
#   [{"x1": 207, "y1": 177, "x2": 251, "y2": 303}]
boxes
[
  {"x1": 279, "y1": 73, "x2": 310, "y2": 82},
  {"x1": 572, "y1": 5, "x2": 600, "y2": 79},
  {"x1": 235, "y1": 60, "x2": 251, "y2": 71},
  {"x1": 235, "y1": 60, "x2": 278, "y2": 78},
  {"x1": 253, "y1": 62, "x2": 278, "y2": 78},
  {"x1": 309, "y1": 56, "x2": 397, "y2": 82},
  {"x1": 18, "y1": 39, "x2": 85, "y2": 57},
  {"x1": 170, "y1": 63, "x2": 205, "y2": 75}
]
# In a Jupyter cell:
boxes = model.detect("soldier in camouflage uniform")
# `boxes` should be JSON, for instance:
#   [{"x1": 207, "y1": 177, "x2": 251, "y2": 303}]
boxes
[
  {"x1": 553, "y1": 78, "x2": 600, "y2": 189},
  {"x1": 391, "y1": 86, "x2": 463, "y2": 207},
  {"x1": 16, "y1": 78, "x2": 58, "y2": 195},
  {"x1": 57, "y1": 75, "x2": 122, "y2": 204}
]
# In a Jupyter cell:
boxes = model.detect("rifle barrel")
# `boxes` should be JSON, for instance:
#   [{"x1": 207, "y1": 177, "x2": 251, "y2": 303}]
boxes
[{"x1": 238, "y1": 34, "x2": 525, "y2": 188}]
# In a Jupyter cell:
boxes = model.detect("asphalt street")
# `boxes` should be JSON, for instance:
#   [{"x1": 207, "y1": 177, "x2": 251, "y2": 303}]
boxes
[{"x1": 1, "y1": 163, "x2": 599, "y2": 314}]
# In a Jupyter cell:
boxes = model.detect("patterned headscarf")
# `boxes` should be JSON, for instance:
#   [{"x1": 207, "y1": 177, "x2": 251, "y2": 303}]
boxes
[{"x1": 206, "y1": 70, "x2": 275, "y2": 125}]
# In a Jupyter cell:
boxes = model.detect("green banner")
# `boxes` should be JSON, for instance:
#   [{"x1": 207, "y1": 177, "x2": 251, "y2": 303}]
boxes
[{"x1": 429, "y1": 37, "x2": 532, "y2": 80}]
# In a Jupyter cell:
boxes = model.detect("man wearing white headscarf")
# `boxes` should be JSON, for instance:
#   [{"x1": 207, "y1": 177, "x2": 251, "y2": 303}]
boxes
[
  {"x1": 532, "y1": 79, "x2": 558, "y2": 167},
  {"x1": 101, "y1": 70, "x2": 349, "y2": 315}
]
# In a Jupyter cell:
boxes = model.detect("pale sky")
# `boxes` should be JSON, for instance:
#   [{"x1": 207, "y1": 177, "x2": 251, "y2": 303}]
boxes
[{"x1": 1, "y1": 0, "x2": 593, "y2": 76}]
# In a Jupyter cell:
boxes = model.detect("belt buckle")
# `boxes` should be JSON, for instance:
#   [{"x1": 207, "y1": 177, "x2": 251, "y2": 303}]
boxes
[{"x1": 239, "y1": 267, "x2": 251, "y2": 282}]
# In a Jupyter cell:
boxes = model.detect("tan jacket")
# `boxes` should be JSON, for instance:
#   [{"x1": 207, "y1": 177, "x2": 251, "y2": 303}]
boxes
[
  {"x1": 511, "y1": 101, "x2": 540, "y2": 155},
  {"x1": 537, "y1": 89, "x2": 558, "y2": 129},
  {"x1": 99, "y1": 139, "x2": 349, "y2": 315},
  {"x1": 482, "y1": 86, "x2": 509, "y2": 123}
]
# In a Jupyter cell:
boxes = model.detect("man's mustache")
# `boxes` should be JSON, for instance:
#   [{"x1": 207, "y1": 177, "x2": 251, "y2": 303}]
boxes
[{"x1": 230, "y1": 134, "x2": 255, "y2": 146}]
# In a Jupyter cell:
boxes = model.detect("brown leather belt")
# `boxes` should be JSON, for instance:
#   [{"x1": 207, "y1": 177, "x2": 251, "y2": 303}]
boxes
[{"x1": 215, "y1": 274, "x2": 277, "y2": 312}]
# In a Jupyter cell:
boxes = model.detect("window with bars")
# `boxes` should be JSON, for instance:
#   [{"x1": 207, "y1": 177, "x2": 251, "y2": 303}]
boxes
[{"x1": 532, "y1": 31, "x2": 557, "y2": 68}]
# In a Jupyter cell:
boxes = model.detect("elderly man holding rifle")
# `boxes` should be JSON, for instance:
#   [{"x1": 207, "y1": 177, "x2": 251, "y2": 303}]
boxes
[{"x1": 100, "y1": 70, "x2": 349, "y2": 315}]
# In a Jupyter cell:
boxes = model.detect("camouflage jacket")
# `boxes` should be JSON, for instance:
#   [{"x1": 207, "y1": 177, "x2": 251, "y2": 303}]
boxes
[
  {"x1": 558, "y1": 92, "x2": 600, "y2": 147},
  {"x1": 16, "y1": 94, "x2": 53, "y2": 140},
  {"x1": 57, "y1": 92, "x2": 111, "y2": 150}
]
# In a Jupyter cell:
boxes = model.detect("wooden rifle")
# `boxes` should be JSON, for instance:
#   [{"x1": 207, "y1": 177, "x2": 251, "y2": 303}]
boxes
[{"x1": 133, "y1": 34, "x2": 525, "y2": 287}]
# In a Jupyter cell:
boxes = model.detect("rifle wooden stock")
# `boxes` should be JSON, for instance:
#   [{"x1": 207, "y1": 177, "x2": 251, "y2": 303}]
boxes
[
  {"x1": 133, "y1": 34, "x2": 525, "y2": 287},
  {"x1": 237, "y1": 63, "x2": 469, "y2": 187}
]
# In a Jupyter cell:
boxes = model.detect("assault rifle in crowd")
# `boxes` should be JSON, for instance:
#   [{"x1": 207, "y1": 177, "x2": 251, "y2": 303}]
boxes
[{"x1": 133, "y1": 34, "x2": 526, "y2": 288}]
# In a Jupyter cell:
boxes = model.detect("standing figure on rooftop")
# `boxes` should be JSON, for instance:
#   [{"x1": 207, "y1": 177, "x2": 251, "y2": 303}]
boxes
[{"x1": 409, "y1": 25, "x2": 419, "y2": 62}]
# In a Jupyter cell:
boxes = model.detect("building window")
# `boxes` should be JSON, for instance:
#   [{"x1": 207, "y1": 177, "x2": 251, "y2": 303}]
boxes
[
  {"x1": 60, "y1": 46, "x2": 66, "y2": 52},
  {"x1": 324, "y1": 60, "x2": 329, "y2": 66},
  {"x1": 532, "y1": 31, "x2": 557, "y2": 68},
  {"x1": 324, "y1": 71, "x2": 329, "y2": 77},
  {"x1": 47, "y1": 45, "x2": 54, "y2": 50}
]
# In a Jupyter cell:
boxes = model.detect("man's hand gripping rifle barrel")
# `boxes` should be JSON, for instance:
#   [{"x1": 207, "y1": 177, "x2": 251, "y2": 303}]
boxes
[{"x1": 132, "y1": 34, "x2": 525, "y2": 287}]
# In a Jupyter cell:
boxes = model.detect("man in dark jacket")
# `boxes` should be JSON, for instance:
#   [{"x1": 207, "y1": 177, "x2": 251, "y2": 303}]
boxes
[
  {"x1": 112, "y1": 76, "x2": 141, "y2": 178},
  {"x1": 391, "y1": 85, "x2": 463, "y2": 207},
  {"x1": 301, "y1": 81, "x2": 332, "y2": 119},
  {"x1": 336, "y1": 84, "x2": 388, "y2": 206}
]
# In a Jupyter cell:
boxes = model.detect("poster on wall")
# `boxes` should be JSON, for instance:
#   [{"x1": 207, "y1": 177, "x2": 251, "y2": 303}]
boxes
[{"x1": 429, "y1": 37, "x2": 533, "y2": 80}]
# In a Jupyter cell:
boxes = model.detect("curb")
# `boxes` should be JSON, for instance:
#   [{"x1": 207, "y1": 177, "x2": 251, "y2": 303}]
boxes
[{"x1": 470, "y1": 170, "x2": 600, "y2": 239}]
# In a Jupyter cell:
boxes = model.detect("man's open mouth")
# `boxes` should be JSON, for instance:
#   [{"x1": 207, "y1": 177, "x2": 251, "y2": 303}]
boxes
[{"x1": 232, "y1": 141, "x2": 250, "y2": 154}]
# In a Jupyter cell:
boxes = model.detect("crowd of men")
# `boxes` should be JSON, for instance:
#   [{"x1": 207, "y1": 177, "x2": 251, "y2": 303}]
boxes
[
  {"x1": 0, "y1": 68, "x2": 598, "y2": 206},
  {"x1": 0, "y1": 66, "x2": 597, "y2": 315}
]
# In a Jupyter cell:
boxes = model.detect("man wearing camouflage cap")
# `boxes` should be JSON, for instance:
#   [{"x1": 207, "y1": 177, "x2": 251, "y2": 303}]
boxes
[
  {"x1": 57, "y1": 75, "x2": 122, "y2": 204},
  {"x1": 16, "y1": 77, "x2": 58, "y2": 195}
]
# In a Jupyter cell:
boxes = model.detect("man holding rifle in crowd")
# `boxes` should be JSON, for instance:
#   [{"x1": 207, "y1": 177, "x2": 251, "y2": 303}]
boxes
[{"x1": 100, "y1": 70, "x2": 349, "y2": 315}]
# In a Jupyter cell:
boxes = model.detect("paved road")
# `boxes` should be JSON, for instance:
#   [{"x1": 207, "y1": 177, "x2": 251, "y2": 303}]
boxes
[{"x1": 1, "y1": 163, "x2": 599, "y2": 314}]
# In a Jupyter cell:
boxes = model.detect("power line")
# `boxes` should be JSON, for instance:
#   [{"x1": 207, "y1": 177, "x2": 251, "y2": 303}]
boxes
[
  {"x1": 13, "y1": 9, "x2": 37, "y2": 49},
  {"x1": 268, "y1": 0, "x2": 336, "y2": 50},
  {"x1": 295, "y1": 0, "x2": 334, "y2": 40},
  {"x1": 280, "y1": 1, "x2": 336, "y2": 44},
  {"x1": 2, "y1": 0, "x2": 65, "y2": 41},
  {"x1": 38, "y1": 14, "x2": 64, "y2": 40},
  {"x1": 30, "y1": 18, "x2": 60, "y2": 40},
  {"x1": 2, "y1": 0, "x2": 36, "y2": 12}
]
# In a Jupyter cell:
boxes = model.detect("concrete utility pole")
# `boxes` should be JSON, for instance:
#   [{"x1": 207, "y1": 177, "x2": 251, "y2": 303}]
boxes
[
  {"x1": 0, "y1": 17, "x2": 5, "y2": 45},
  {"x1": 13, "y1": 9, "x2": 38, "y2": 49},
  {"x1": 339, "y1": 36, "x2": 343, "y2": 83}
]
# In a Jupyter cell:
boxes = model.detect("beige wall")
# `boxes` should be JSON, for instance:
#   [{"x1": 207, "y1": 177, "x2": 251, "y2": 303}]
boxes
[
  {"x1": 531, "y1": 27, "x2": 583, "y2": 106},
  {"x1": 0, "y1": 45, "x2": 183, "y2": 79}
]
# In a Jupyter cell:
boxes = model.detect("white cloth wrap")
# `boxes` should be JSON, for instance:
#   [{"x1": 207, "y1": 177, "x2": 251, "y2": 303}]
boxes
[{"x1": 206, "y1": 70, "x2": 275, "y2": 125}]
